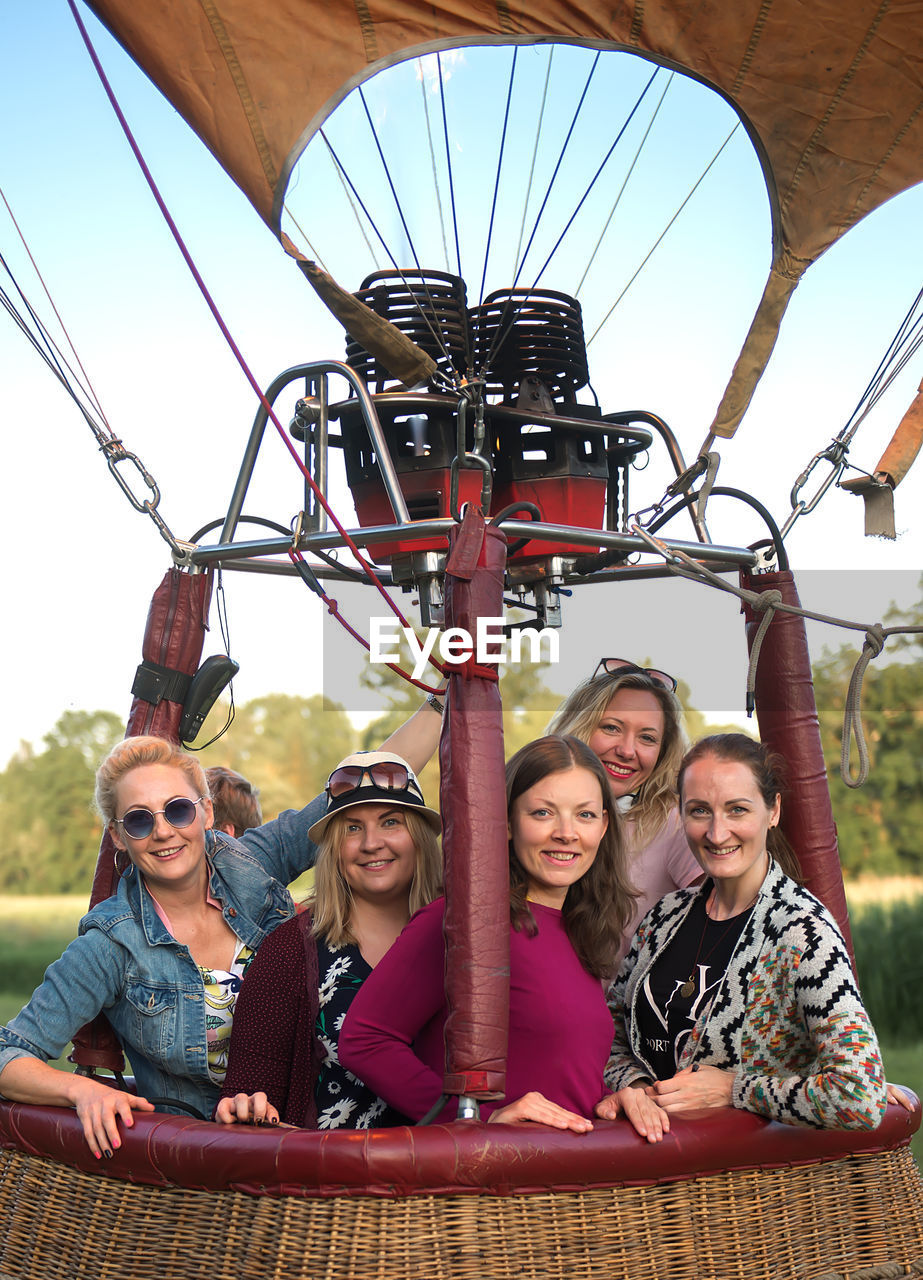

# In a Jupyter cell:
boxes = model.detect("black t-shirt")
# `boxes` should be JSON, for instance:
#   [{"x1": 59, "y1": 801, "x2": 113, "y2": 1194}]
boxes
[{"x1": 634, "y1": 894, "x2": 753, "y2": 1080}]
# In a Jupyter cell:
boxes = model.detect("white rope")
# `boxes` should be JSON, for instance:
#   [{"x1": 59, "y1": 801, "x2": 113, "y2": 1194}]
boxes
[
  {"x1": 512, "y1": 46, "x2": 555, "y2": 279},
  {"x1": 587, "y1": 122, "x2": 740, "y2": 349},
  {"x1": 575, "y1": 73, "x2": 674, "y2": 299},
  {"x1": 418, "y1": 59, "x2": 451, "y2": 274},
  {"x1": 320, "y1": 134, "x2": 382, "y2": 270},
  {"x1": 629, "y1": 522, "x2": 923, "y2": 787}
]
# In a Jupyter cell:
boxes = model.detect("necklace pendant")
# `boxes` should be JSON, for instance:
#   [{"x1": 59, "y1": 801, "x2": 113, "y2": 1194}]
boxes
[{"x1": 679, "y1": 979, "x2": 695, "y2": 998}]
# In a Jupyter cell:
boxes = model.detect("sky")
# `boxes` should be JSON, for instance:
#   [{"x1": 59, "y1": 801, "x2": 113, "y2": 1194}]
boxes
[{"x1": 0, "y1": 3, "x2": 921, "y2": 768}]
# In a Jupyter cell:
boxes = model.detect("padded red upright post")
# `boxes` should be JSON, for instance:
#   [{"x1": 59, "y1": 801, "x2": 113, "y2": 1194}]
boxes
[
  {"x1": 71, "y1": 567, "x2": 213, "y2": 1073},
  {"x1": 439, "y1": 509, "x2": 510, "y2": 1100},
  {"x1": 741, "y1": 568, "x2": 854, "y2": 963}
]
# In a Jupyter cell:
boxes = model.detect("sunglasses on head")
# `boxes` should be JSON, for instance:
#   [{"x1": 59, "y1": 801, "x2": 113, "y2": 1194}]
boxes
[
  {"x1": 592, "y1": 658, "x2": 677, "y2": 692},
  {"x1": 326, "y1": 761, "x2": 417, "y2": 799},
  {"x1": 116, "y1": 796, "x2": 204, "y2": 841}
]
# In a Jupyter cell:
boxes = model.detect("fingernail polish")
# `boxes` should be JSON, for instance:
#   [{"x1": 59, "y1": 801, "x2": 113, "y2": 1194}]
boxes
[
  {"x1": 94, "y1": 1151, "x2": 101, "y2": 1160},
  {"x1": 270, "y1": 1117, "x2": 279, "y2": 1125},
  {"x1": 104, "y1": 1149, "x2": 113, "y2": 1159}
]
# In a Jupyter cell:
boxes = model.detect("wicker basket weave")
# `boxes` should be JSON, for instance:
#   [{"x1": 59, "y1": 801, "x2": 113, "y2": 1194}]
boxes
[{"x1": 0, "y1": 1143, "x2": 921, "y2": 1280}]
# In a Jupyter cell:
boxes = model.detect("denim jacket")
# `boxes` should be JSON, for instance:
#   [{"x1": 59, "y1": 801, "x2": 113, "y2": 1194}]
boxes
[{"x1": 0, "y1": 793, "x2": 325, "y2": 1120}]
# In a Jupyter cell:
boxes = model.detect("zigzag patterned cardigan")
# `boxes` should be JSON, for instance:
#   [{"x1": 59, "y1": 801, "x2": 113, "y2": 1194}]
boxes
[{"x1": 604, "y1": 859, "x2": 887, "y2": 1129}]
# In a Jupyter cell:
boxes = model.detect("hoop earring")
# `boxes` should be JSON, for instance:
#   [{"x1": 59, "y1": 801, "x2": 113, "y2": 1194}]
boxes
[{"x1": 113, "y1": 847, "x2": 132, "y2": 877}]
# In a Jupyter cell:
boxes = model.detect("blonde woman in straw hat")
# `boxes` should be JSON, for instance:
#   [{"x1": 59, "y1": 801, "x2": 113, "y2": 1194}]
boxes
[{"x1": 216, "y1": 751, "x2": 442, "y2": 1130}]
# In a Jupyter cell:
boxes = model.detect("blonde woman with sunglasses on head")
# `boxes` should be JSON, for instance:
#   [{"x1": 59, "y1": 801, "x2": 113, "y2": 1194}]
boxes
[
  {"x1": 548, "y1": 659, "x2": 703, "y2": 965},
  {"x1": 216, "y1": 752, "x2": 441, "y2": 1130}
]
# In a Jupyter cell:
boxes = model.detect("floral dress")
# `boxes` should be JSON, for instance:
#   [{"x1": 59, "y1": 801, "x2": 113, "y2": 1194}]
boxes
[
  {"x1": 314, "y1": 938, "x2": 408, "y2": 1130},
  {"x1": 198, "y1": 942, "x2": 254, "y2": 1084}
]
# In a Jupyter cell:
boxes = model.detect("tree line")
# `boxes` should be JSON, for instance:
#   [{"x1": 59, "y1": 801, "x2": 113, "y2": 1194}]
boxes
[{"x1": 0, "y1": 586, "x2": 919, "y2": 894}]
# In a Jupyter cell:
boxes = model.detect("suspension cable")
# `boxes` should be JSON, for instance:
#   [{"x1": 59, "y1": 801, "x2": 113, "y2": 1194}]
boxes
[
  {"x1": 418, "y1": 58, "x2": 451, "y2": 274},
  {"x1": 437, "y1": 52, "x2": 463, "y2": 282},
  {"x1": 0, "y1": 184, "x2": 110, "y2": 429},
  {"x1": 66, "y1": 0, "x2": 448, "y2": 687},
  {"x1": 478, "y1": 50, "x2": 602, "y2": 377},
  {"x1": 526, "y1": 64, "x2": 660, "y2": 293},
  {"x1": 587, "y1": 121, "x2": 740, "y2": 348},
  {"x1": 317, "y1": 133, "x2": 382, "y2": 269},
  {"x1": 478, "y1": 46, "x2": 519, "y2": 306},
  {"x1": 282, "y1": 202, "x2": 331, "y2": 273},
  {"x1": 575, "y1": 73, "x2": 674, "y2": 298},
  {"x1": 779, "y1": 283, "x2": 923, "y2": 540},
  {"x1": 840, "y1": 282, "x2": 923, "y2": 444},
  {"x1": 319, "y1": 129, "x2": 458, "y2": 377},
  {"x1": 356, "y1": 80, "x2": 464, "y2": 376},
  {"x1": 508, "y1": 51, "x2": 601, "y2": 291},
  {"x1": 0, "y1": 252, "x2": 105, "y2": 433},
  {"x1": 513, "y1": 46, "x2": 554, "y2": 279},
  {"x1": 0, "y1": 238, "x2": 188, "y2": 552}
]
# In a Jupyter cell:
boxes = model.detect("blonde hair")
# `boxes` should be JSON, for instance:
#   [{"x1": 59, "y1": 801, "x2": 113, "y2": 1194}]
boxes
[
  {"x1": 547, "y1": 671, "x2": 686, "y2": 846},
  {"x1": 95, "y1": 736, "x2": 209, "y2": 825},
  {"x1": 308, "y1": 807, "x2": 442, "y2": 947}
]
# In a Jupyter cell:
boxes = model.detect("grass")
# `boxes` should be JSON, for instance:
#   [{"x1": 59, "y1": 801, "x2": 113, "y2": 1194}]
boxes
[
  {"x1": 845, "y1": 876, "x2": 923, "y2": 907},
  {"x1": 0, "y1": 890, "x2": 919, "y2": 1165}
]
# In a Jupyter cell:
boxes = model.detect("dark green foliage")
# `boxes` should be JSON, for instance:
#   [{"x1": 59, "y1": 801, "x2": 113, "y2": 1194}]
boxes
[
  {"x1": 852, "y1": 897, "x2": 923, "y2": 1044},
  {"x1": 0, "y1": 710, "x2": 123, "y2": 893},
  {"x1": 813, "y1": 581, "x2": 923, "y2": 877},
  {"x1": 196, "y1": 693, "x2": 354, "y2": 820},
  {"x1": 0, "y1": 923, "x2": 82, "y2": 995}
]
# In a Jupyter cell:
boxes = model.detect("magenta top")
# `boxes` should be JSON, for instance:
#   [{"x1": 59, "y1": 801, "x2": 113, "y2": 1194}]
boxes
[{"x1": 339, "y1": 897, "x2": 613, "y2": 1121}]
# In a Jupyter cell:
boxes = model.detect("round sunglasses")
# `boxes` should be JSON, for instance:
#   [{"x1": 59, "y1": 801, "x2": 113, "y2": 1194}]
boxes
[
  {"x1": 115, "y1": 796, "x2": 205, "y2": 841},
  {"x1": 326, "y1": 761, "x2": 417, "y2": 799},
  {"x1": 592, "y1": 657, "x2": 677, "y2": 692}
]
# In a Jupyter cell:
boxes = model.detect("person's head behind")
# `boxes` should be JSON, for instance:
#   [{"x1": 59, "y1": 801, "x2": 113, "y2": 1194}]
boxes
[
  {"x1": 547, "y1": 664, "x2": 685, "y2": 842},
  {"x1": 505, "y1": 734, "x2": 636, "y2": 979},
  {"x1": 206, "y1": 766, "x2": 262, "y2": 838},
  {"x1": 308, "y1": 752, "x2": 442, "y2": 946},
  {"x1": 677, "y1": 733, "x2": 801, "y2": 881}
]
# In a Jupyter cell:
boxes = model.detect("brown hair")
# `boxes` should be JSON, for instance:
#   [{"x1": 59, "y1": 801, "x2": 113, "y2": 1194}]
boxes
[
  {"x1": 206, "y1": 766, "x2": 262, "y2": 838},
  {"x1": 307, "y1": 807, "x2": 442, "y2": 947},
  {"x1": 95, "y1": 736, "x2": 209, "y2": 825},
  {"x1": 677, "y1": 733, "x2": 802, "y2": 881},
  {"x1": 505, "y1": 735, "x2": 637, "y2": 980}
]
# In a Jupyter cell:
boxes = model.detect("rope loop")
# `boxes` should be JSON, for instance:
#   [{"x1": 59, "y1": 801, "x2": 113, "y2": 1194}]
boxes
[
  {"x1": 840, "y1": 625, "x2": 886, "y2": 789},
  {"x1": 749, "y1": 588, "x2": 783, "y2": 615},
  {"x1": 862, "y1": 623, "x2": 886, "y2": 658},
  {"x1": 745, "y1": 589, "x2": 783, "y2": 715}
]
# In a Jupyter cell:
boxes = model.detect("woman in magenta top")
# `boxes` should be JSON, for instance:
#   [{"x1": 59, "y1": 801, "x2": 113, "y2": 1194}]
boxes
[{"x1": 339, "y1": 735, "x2": 636, "y2": 1130}]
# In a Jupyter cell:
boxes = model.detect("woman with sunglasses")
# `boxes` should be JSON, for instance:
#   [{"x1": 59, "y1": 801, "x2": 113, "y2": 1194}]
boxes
[
  {"x1": 338, "y1": 735, "x2": 636, "y2": 1130},
  {"x1": 548, "y1": 658, "x2": 702, "y2": 964},
  {"x1": 215, "y1": 751, "x2": 442, "y2": 1129},
  {"x1": 0, "y1": 733, "x2": 431, "y2": 1156}
]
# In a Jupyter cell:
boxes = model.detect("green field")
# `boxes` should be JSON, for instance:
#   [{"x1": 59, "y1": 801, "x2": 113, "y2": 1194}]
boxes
[{"x1": 0, "y1": 888, "x2": 920, "y2": 1165}]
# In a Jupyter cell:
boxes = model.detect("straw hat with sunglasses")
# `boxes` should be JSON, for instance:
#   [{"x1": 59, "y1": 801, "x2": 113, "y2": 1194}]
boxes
[{"x1": 308, "y1": 752, "x2": 442, "y2": 844}]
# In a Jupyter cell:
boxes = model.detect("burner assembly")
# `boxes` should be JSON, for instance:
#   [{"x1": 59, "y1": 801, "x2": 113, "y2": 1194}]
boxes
[{"x1": 326, "y1": 269, "x2": 655, "y2": 625}]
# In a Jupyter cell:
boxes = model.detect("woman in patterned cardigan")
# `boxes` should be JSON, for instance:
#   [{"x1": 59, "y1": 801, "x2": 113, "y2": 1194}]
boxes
[{"x1": 597, "y1": 734, "x2": 888, "y2": 1141}]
